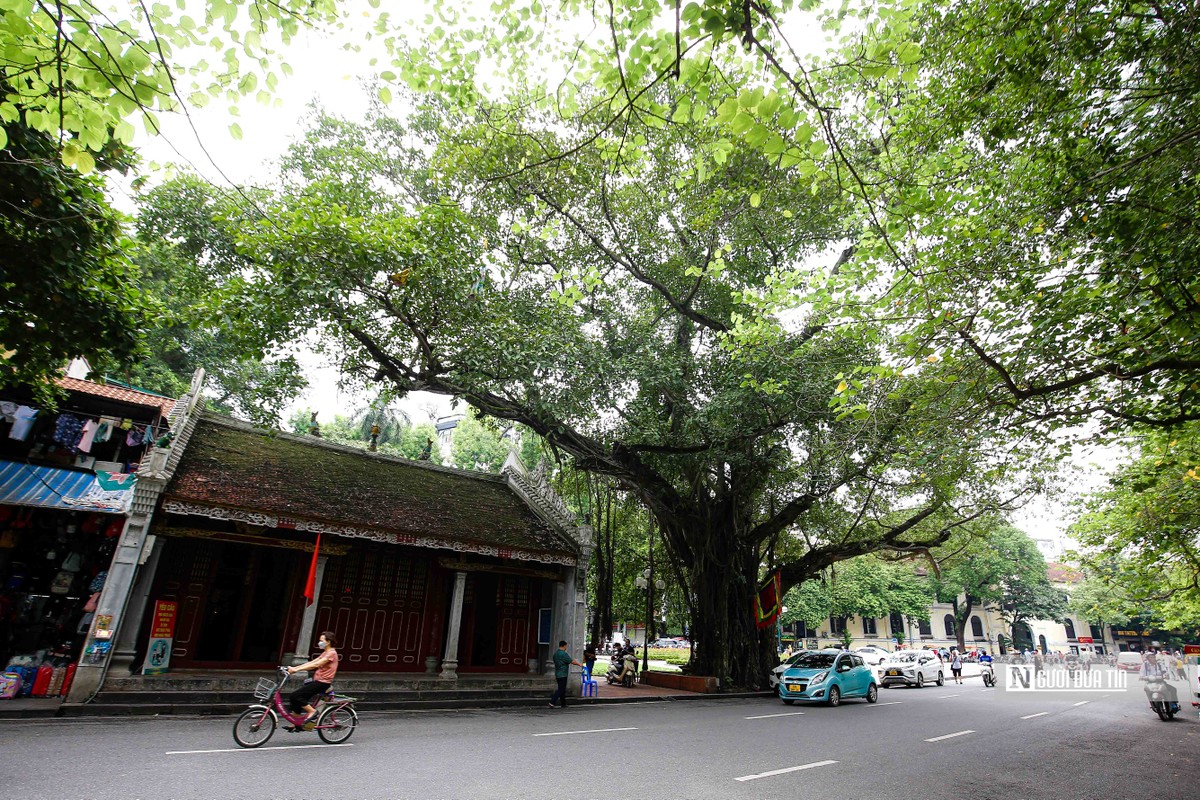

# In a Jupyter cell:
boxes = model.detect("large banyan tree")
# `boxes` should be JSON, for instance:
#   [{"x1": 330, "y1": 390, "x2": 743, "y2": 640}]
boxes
[{"x1": 150, "y1": 87, "x2": 1033, "y2": 685}]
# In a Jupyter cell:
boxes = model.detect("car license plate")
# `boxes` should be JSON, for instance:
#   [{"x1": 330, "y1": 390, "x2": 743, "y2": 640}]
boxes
[
  {"x1": 787, "y1": 684, "x2": 804, "y2": 692},
  {"x1": 887, "y1": 669, "x2": 899, "y2": 676}
]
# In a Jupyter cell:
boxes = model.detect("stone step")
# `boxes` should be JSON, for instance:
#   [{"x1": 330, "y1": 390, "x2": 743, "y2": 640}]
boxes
[
  {"x1": 59, "y1": 693, "x2": 561, "y2": 717},
  {"x1": 100, "y1": 675, "x2": 551, "y2": 693},
  {"x1": 90, "y1": 687, "x2": 549, "y2": 705}
]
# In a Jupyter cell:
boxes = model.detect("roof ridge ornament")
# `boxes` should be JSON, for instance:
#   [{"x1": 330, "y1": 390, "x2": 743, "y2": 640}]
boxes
[{"x1": 501, "y1": 452, "x2": 581, "y2": 538}]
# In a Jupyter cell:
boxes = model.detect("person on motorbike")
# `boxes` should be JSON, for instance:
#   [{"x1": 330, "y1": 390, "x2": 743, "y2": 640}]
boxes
[
  {"x1": 1139, "y1": 651, "x2": 1179, "y2": 707},
  {"x1": 1064, "y1": 650, "x2": 1080, "y2": 681},
  {"x1": 614, "y1": 643, "x2": 638, "y2": 684}
]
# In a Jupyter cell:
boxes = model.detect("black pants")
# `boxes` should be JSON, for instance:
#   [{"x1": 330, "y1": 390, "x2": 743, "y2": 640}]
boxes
[
  {"x1": 550, "y1": 676, "x2": 568, "y2": 707},
  {"x1": 289, "y1": 681, "x2": 331, "y2": 714}
]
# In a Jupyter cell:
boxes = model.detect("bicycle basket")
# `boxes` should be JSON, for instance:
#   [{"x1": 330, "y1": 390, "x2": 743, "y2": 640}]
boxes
[{"x1": 253, "y1": 678, "x2": 276, "y2": 701}]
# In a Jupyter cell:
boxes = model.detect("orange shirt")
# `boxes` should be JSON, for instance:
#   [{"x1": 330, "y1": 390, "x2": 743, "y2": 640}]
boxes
[{"x1": 314, "y1": 648, "x2": 339, "y2": 683}]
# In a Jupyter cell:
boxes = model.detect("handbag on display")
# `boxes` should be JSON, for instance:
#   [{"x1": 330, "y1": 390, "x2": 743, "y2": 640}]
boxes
[{"x1": 50, "y1": 570, "x2": 75, "y2": 595}]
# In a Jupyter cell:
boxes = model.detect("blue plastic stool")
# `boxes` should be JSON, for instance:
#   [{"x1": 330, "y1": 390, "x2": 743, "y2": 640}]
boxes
[{"x1": 581, "y1": 667, "x2": 598, "y2": 697}]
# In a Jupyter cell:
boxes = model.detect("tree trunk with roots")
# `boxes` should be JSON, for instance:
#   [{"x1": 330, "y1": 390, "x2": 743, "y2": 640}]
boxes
[{"x1": 669, "y1": 517, "x2": 776, "y2": 687}]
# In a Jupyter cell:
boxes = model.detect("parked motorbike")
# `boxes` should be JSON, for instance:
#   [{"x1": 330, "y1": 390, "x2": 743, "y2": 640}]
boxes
[
  {"x1": 606, "y1": 652, "x2": 639, "y2": 687},
  {"x1": 1144, "y1": 677, "x2": 1180, "y2": 721}
]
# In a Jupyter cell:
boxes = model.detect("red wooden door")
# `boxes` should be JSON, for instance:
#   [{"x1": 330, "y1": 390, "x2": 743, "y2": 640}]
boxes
[
  {"x1": 314, "y1": 545, "x2": 429, "y2": 671},
  {"x1": 496, "y1": 575, "x2": 535, "y2": 671},
  {"x1": 459, "y1": 573, "x2": 535, "y2": 672}
]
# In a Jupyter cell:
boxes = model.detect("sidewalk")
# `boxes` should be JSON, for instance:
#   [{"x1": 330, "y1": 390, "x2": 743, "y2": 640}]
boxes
[
  {"x1": 0, "y1": 696, "x2": 64, "y2": 719},
  {"x1": 577, "y1": 678, "x2": 767, "y2": 705}
]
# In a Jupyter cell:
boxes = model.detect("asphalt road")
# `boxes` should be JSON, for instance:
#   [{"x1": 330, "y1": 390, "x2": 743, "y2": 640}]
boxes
[{"x1": 2, "y1": 672, "x2": 1197, "y2": 799}]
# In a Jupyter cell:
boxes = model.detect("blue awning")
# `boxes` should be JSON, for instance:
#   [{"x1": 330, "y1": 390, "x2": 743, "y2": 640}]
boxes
[{"x1": 0, "y1": 459, "x2": 134, "y2": 514}]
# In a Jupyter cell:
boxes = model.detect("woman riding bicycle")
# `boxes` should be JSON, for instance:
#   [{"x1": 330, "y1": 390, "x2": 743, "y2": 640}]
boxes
[{"x1": 287, "y1": 630, "x2": 339, "y2": 730}]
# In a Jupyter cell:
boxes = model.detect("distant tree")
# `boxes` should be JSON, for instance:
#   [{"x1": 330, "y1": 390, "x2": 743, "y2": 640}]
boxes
[
  {"x1": 932, "y1": 524, "x2": 1059, "y2": 651},
  {"x1": 353, "y1": 398, "x2": 412, "y2": 446},
  {"x1": 449, "y1": 414, "x2": 513, "y2": 472},
  {"x1": 784, "y1": 555, "x2": 934, "y2": 632},
  {"x1": 1067, "y1": 569, "x2": 1133, "y2": 631},
  {"x1": 285, "y1": 407, "x2": 356, "y2": 442},
  {"x1": 392, "y1": 422, "x2": 442, "y2": 464}
]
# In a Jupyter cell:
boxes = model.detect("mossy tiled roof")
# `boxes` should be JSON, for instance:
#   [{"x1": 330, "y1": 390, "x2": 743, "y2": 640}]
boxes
[{"x1": 162, "y1": 415, "x2": 575, "y2": 559}]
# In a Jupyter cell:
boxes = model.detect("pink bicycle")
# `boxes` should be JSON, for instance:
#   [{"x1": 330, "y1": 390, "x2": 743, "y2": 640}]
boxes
[{"x1": 232, "y1": 666, "x2": 358, "y2": 748}]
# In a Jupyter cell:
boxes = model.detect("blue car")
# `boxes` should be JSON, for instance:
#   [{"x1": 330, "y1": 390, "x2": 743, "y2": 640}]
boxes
[{"x1": 778, "y1": 649, "x2": 878, "y2": 707}]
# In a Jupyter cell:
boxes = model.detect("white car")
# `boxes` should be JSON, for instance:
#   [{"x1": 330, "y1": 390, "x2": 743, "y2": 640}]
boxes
[
  {"x1": 854, "y1": 646, "x2": 891, "y2": 665},
  {"x1": 879, "y1": 651, "x2": 944, "y2": 688},
  {"x1": 769, "y1": 651, "x2": 810, "y2": 692}
]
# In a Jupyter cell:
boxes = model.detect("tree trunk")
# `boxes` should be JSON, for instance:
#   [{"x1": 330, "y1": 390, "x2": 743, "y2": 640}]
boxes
[
  {"x1": 953, "y1": 596, "x2": 974, "y2": 652},
  {"x1": 664, "y1": 513, "x2": 773, "y2": 688}
]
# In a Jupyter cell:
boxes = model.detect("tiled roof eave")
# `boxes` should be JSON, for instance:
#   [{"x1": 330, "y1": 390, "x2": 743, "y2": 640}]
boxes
[
  {"x1": 160, "y1": 498, "x2": 577, "y2": 567},
  {"x1": 56, "y1": 376, "x2": 176, "y2": 418}
]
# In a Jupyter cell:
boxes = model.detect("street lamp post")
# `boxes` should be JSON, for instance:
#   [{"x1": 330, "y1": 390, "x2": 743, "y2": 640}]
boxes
[
  {"x1": 777, "y1": 606, "x2": 789, "y2": 655},
  {"x1": 636, "y1": 567, "x2": 665, "y2": 673}
]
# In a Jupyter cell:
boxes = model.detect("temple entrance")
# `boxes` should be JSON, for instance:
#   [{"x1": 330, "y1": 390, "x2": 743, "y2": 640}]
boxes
[
  {"x1": 458, "y1": 572, "x2": 536, "y2": 672},
  {"x1": 145, "y1": 537, "x2": 297, "y2": 668}
]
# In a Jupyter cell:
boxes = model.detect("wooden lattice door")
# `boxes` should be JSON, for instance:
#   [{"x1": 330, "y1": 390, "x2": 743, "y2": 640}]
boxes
[{"x1": 314, "y1": 546, "x2": 429, "y2": 671}]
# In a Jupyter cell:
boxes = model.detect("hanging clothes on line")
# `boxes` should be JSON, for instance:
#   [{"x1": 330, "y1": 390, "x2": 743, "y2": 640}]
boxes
[
  {"x1": 94, "y1": 416, "x2": 120, "y2": 444},
  {"x1": 125, "y1": 426, "x2": 144, "y2": 447},
  {"x1": 77, "y1": 419, "x2": 99, "y2": 453},
  {"x1": 8, "y1": 406, "x2": 38, "y2": 441},
  {"x1": 53, "y1": 414, "x2": 85, "y2": 448}
]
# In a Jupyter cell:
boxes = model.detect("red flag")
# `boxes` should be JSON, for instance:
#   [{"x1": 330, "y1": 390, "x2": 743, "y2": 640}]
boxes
[{"x1": 303, "y1": 533, "x2": 321, "y2": 607}]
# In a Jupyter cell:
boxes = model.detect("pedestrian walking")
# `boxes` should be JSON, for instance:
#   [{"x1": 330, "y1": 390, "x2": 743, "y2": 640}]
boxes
[
  {"x1": 549, "y1": 640, "x2": 582, "y2": 708},
  {"x1": 950, "y1": 649, "x2": 964, "y2": 684}
]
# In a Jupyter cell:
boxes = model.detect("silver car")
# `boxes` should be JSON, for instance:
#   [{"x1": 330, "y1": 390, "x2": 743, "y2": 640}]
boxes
[{"x1": 879, "y1": 651, "x2": 944, "y2": 688}]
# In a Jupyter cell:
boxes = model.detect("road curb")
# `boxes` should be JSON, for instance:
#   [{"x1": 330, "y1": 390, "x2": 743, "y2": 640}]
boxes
[{"x1": 21, "y1": 690, "x2": 776, "y2": 720}]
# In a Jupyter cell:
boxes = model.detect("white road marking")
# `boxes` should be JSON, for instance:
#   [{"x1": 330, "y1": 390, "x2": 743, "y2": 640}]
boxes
[
  {"x1": 533, "y1": 726, "x2": 637, "y2": 737},
  {"x1": 925, "y1": 730, "x2": 975, "y2": 742},
  {"x1": 1020, "y1": 712, "x2": 1049, "y2": 720},
  {"x1": 735, "y1": 760, "x2": 838, "y2": 782},
  {"x1": 166, "y1": 744, "x2": 353, "y2": 755},
  {"x1": 871, "y1": 701, "x2": 903, "y2": 706},
  {"x1": 1073, "y1": 701, "x2": 1089, "y2": 706},
  {"x1": 938, "y1": 694, "x2": 961, "y2": 699},
  {"x1": 744, "y1": 712, "x2": 805, "y2": 719}
]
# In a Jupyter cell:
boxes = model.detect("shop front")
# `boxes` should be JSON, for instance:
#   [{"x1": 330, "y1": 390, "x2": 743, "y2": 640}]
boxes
[
  {"x1": 0, "y1": 375, "x2": 174, "y2": 697},
  {"x1": 0, "y1": 507, "x2": 123, "y2": 689}
]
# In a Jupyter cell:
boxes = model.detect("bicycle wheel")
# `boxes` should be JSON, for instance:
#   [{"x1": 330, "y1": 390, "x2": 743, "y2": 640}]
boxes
[
  {"x1": 317, "y1": 704, "x2": 358, "y2": 744},
  {"x1": 233, "y1": 706, "x2": 277, "y2": 748}
]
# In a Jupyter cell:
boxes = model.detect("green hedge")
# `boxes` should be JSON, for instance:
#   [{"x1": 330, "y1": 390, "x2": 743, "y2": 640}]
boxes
[{"x1": 591, "y1": 648, "x2": 691, "y2": 675}]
